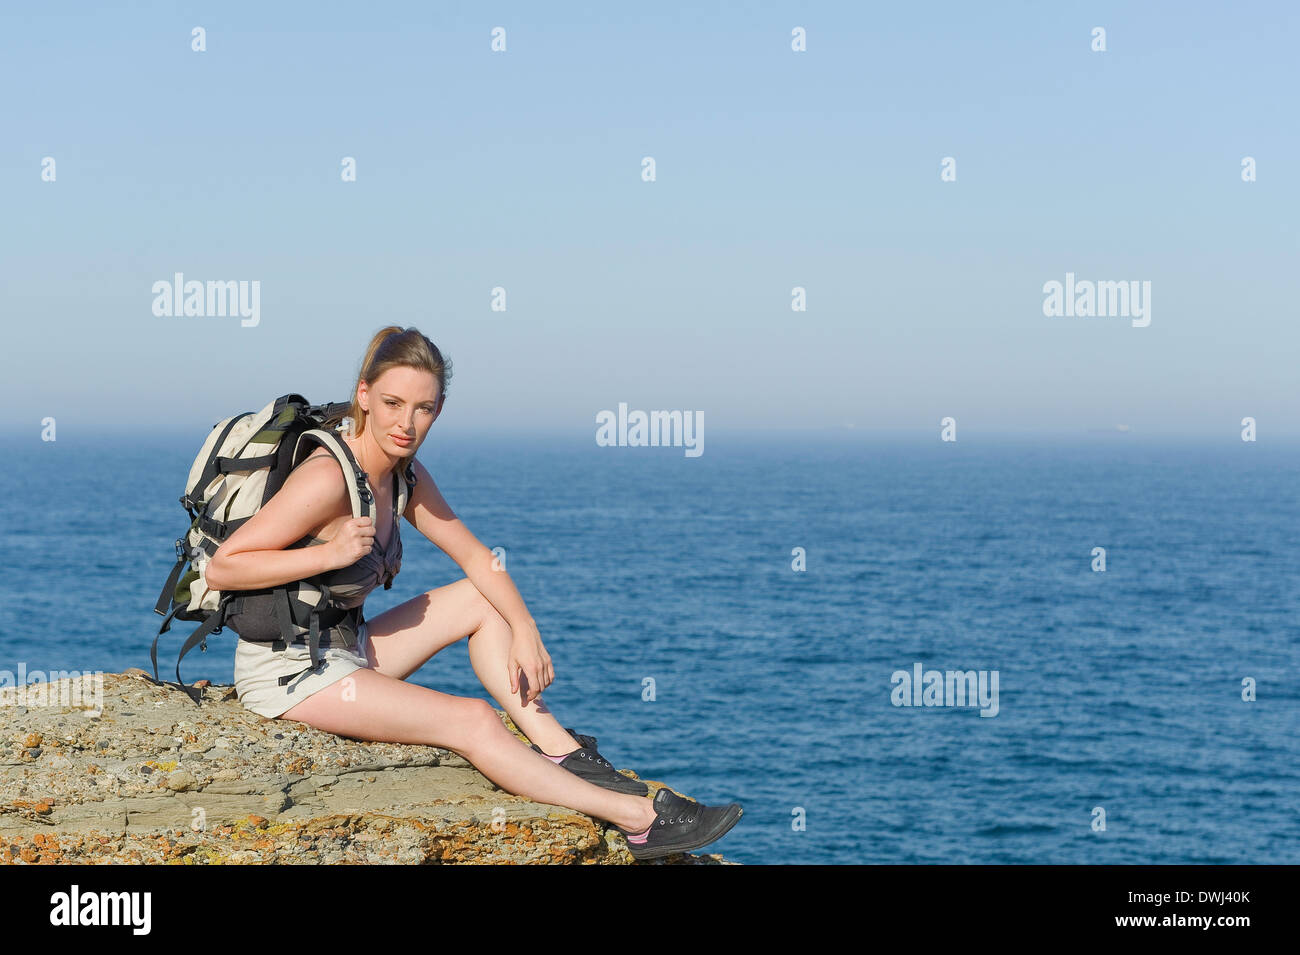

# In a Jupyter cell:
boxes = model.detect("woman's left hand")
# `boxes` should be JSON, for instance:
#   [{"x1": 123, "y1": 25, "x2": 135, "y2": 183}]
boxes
[{"x1": 507, "y1": 620, "x2": 554, "y2": 703}]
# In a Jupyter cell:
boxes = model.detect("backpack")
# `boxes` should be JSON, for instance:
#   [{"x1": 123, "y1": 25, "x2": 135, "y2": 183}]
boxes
[{"x1": 151, "y1": 392, "x2": 415, "y2": 705}]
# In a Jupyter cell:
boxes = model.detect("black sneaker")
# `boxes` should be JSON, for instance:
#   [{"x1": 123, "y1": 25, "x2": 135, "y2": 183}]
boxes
[
  {"x1": 532, "y1": 742, "x2": 650, "y2": 796},
  {"x1": 616, "y1": 786, "x2": 743, "y2": 861}
]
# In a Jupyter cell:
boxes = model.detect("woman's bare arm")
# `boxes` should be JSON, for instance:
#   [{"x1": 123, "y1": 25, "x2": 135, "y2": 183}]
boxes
[
  {"x1": 204, "y1": 455, "x2": 352, "y2": 592},
  {"x1": 403, "y1": 456, "x2": 536, "y2": 632}
]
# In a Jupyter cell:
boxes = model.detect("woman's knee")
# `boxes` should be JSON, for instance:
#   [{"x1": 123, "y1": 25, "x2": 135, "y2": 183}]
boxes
[
  {"x1": 436, "y1": 576, "x2": 506, "y2": 631},
  {"x1": 415, "y1": 577, "x2": 507, "y2": 639},
  {"x1": 454, "y1": 698, "x2": 513, "y2": 754}
]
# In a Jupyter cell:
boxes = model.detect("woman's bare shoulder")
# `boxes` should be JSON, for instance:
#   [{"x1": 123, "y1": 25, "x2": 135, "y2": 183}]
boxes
[
  {"x1": 288, "y1": 449, "x2": 349, "y2": 504},
  {"x1": 233, "y1": 452, "x2": 348, "y2": 549}
]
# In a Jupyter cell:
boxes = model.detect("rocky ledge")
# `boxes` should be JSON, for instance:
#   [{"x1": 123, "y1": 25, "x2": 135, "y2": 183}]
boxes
[{"x1": 0, "y1": 671, "x2": 733, "y2": 865}]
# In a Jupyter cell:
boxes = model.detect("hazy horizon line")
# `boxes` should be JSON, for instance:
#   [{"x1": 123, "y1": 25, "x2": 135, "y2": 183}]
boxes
[{"x1": 4, "y1": 425, "x2": 1297, "y2": 444}]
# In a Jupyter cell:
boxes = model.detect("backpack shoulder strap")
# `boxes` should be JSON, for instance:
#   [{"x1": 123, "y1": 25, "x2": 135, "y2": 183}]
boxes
[
  {"x1": 286, "y1": 428, "x2": 377, "y2": 674},
  {"x1": 291, "y1": 429, "x2": 374, "y2": 522},
  {"x1": 395, "y1": 459, "x2": 416, "y2": 517}
]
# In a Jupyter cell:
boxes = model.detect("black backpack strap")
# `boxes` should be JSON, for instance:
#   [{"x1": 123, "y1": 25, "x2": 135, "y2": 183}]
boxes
[
  {"x1": 150, "y1": 537, "x2": 206, "y2": 682},
  {"x1": 275, "y1": 587, "x2": 330, "y2": 689},
  {"x1": 153, "y1": 537, "x2": 189, "y2": 617},
  {"x1": 150, "y1": 604, "x2": 182, "y2": 683},
  {"x1": 216, "y1": 452, "x2": 278, "y2": 473},
  {"x1": 182, "y1": 413, "x2": 252, "y2": 512},
  {"x1": 306, "y1": 582, "x2": 332, "y2": 673},
  {"x1": 276, "y1": 594, "x2": 363, "y2": 688},
  {"x1": 173, "y1": 593, "x2": 237, "y2": 706},
  {"x1": 277, "y1": 664, "x2": 314, "y2": 688}
]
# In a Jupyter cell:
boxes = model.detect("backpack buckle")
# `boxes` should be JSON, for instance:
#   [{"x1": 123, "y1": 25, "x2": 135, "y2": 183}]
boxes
[
  {"x1": 355, "y1": 467, "x2": 373, "y2": 504},
  {"x1": 175, "y1": 538, "x2": 188, "y2": 561}
]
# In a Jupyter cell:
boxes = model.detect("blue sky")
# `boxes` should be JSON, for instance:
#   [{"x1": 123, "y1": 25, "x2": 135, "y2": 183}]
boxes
[{"x1": 2, "y1": 1, "x2": 1296, "y2": 439}]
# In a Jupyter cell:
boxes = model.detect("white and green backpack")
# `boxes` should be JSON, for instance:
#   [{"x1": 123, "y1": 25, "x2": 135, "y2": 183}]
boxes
[{"x1": 151, "y1": 393, "x2": 413, "y2": 704}]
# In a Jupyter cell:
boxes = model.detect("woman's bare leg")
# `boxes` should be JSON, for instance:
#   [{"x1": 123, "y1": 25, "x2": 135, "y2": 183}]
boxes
[
  {"x1": 363, "y1": 578, "x2": 585, "y2": 756},
  {"x1": 462, "y1": 602, "x2": 590, "y2": 754},
  {"x1": 280, "y1": 666, "x2": 657, "y2": 833}
]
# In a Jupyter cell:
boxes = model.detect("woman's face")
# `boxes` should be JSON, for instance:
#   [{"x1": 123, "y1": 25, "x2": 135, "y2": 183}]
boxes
[{"x1": 358, "y1": 366, "x2": 442, "y2": 457}]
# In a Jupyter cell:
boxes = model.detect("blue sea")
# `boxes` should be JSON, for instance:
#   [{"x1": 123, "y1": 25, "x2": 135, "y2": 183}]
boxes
[{"x1": 3, "y1": 430, "x2": 1298, "y2": 865}]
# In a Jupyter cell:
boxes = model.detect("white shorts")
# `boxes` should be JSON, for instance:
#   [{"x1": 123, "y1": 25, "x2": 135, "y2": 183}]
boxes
[{"x1": 233, "y1": 620, "x2": 373, "y2": 719}]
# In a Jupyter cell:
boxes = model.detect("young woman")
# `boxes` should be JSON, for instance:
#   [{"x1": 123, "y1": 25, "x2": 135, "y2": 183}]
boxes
[{"x1": 204, "y1": 325, "x2": 742, "y2": 861}]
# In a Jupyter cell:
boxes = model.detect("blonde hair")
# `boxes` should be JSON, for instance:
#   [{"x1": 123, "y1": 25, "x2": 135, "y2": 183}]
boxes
[{"x1": 324, "y1": 326, "x2": 452, "y2": 438}]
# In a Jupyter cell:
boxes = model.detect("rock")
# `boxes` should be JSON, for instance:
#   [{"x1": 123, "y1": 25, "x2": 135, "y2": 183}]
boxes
[
  {"x1": 0, "y1": 671, "x2": 735, "y2": 865},
  {"x1": 165, "y1": 770, "x2": 197, "y2": 792}
]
